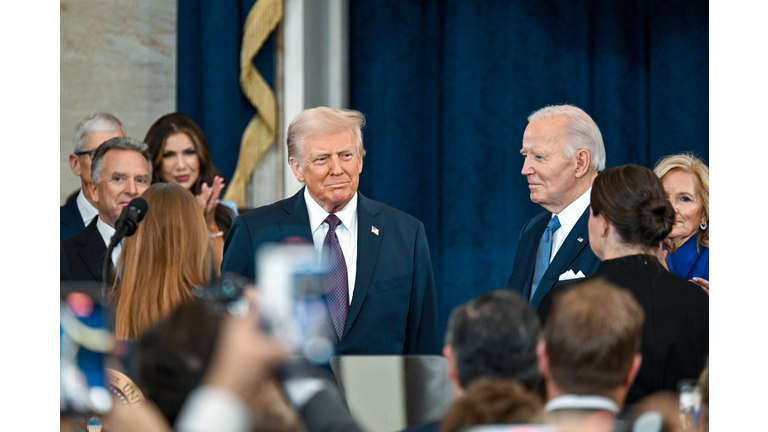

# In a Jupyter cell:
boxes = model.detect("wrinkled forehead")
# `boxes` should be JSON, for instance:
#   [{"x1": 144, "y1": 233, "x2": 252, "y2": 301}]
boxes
[
  {"x1": 663, "y1": 168, "x2": 701, "y2": 194},
  {"x1": 302, "y1": 129, "x2": 358, "y2": 154},
  {"x1": 102, "y1": 150, "x2": 151, "y2": 175},
  {"x1": 522, "y1": 121, "x2": 569, "y2": 155}
]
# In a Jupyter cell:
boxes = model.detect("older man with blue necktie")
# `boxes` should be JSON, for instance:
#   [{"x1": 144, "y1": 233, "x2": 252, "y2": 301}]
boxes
[{"x1": 507, "y1": 104, "x2": 604, "y2": 309}]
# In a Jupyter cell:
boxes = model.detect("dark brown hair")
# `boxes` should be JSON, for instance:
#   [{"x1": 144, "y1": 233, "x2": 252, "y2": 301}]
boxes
[
  {"x1": 440, "y1": 377, "x2": 544, "y2": 432},
  {"x1": 144, "y1": 112, "x2": 223, "y2": 195},
  {"x1": 543, "y1": 279, "x2": 644, "y2": 395},
  {"x1": 591, "y1": 164, "x2": 674, "y2": 248}
]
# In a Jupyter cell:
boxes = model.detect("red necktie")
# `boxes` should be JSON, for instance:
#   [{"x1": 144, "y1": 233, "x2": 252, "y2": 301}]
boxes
[{"x1": 322, "y1": 214, "x2": 348, "y2": 340}]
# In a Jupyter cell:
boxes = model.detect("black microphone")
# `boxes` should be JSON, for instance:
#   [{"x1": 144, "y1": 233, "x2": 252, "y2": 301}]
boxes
[
  {"x1": 102, "y1": 197, "x2": 149, "y2": 305},
  {"x1": 111, "y1": 197, "x2": 149, "y2": 246}
]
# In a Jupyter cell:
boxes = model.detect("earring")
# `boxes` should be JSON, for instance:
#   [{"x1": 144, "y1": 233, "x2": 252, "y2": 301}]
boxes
[{"x1": 700, "y1": 221, "x2": 707, "y2": 230}]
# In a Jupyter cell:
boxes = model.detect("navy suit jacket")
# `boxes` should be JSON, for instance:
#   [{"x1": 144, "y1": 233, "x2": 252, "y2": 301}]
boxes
[
  {"x1": 221, "y1": 189, "x2": 441, "y2": 355},
  {"x1": 61, "y1": 192, "x2": 86, "y2": 241},
  {"x1": 62, "y1": 216, "x2": 110, "y2": 282},
  {"x1": 507, "y1": 206, "x2": 600, "y2": 309}
]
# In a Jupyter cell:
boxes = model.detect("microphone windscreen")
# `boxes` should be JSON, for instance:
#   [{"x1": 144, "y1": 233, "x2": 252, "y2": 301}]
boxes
[{"x1": 129, "y1": 197, "x2": 148, "y2": 222}]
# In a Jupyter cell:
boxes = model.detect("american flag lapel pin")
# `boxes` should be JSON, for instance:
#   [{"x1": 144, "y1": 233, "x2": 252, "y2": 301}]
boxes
[
  {"x1": 371, "y1": 226, "x2": 379, "y2": 236},
  {"x1": 577, "y1": 237, "x2": 584, "y2": 242}
]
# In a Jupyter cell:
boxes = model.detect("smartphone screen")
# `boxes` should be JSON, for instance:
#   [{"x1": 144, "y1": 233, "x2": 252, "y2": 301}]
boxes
[{"x1": 257, "y1": 243, "x2": 336, "y2": 364}]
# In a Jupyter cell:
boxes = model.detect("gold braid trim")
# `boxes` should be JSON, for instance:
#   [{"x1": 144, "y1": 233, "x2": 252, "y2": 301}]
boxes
[{"x1": 224, "y1": 0, "x2": 284, "y2": 207}]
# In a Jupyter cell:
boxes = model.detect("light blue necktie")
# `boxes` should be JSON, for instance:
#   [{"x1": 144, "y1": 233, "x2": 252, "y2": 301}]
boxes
[{"x1": 530, "y1": 215, "x2": 561, "y2": 301}]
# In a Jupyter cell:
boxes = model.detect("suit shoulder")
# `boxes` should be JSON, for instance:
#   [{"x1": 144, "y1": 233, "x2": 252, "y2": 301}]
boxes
[
  {"x1": 362, "y1": 197, "x2": 424, "y2": 228},
  {"x1": 520, "y1": 210, "x2": 550, "y2": 234},
  {"x1": 236, "y1": 197, "x2": 293, "y2": 224}
]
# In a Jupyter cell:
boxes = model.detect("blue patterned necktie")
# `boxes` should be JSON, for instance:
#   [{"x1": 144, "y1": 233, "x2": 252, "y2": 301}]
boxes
[
  {"x1": 530, "y1": 215, "x2": 561, "y2": 301},
  {"x1": 322, "y1": 214, "x2": 348, "y2": 340}
]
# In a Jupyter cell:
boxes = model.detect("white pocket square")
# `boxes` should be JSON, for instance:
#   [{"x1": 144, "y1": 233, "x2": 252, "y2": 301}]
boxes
[{"x1": 559, "y1": 270, "x2": 585, "y2": 281}]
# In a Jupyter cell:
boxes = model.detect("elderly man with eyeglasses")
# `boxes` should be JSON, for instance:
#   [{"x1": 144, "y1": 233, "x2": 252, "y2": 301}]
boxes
[{"x1": 61, "y1": 113, "x2": 125, "y2": 240}]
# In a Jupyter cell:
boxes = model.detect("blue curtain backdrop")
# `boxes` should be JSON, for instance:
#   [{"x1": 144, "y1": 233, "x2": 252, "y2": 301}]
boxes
[
  {"x1": 177, "y1": 0, "x2": 274, "y2": 184},
  {"x1": 349, "y1": 0, "x2": 708, "y2": 337},
  {"x1": 177, "y1": 0, "x2": 708, "y2": 339}
]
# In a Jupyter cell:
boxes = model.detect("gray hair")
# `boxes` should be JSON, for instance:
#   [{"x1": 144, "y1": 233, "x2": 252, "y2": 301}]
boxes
[
  {"x1": 91, "y1": 137, "x2": 152, "y2": 183},
  {"x1": 528, "y1": 104, "x2": 605, "y2": 172},
  {"x1": 287, "y1": 107, "x2": 366, "y2": 160},
  {"x1": 73, "y1": 112, "x2": 126, "y2": 153}
]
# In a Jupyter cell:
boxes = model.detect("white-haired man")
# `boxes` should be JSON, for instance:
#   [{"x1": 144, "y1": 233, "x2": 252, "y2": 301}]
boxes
[
  {"x1": 507, "y1": 104, "x2": 605, "y2": 309},
  {"x1": 61, "y1": 113, "x2": 126, "y2": 240}
]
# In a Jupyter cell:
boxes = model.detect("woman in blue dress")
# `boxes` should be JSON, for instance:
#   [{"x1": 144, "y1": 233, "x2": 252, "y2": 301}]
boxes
[{"x1": 654, "y1": 154, "x2": 709, "y2": 294}]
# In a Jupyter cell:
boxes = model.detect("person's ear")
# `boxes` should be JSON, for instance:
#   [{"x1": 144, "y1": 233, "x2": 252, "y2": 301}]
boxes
[
  {"x1": 69, "y1": 153, "x2": 81, "y2": 176},
  {"x1": 444, "y1": 345, "x2": 458, "y2": 384},
  {"x1": 289, "y1": 157, "x2": 305, "y2": 183},
  {"x1": 88, "y1": 180, "x2": 99, "y2": 204},
  {"x1": 574, "y1": 149, "x2": 592, "y2": 178},
  {"x1": 537, "y1": 340, "x2": 550, "y2": 379},
  {"x1": 625, "y1": 354, "x2": 642, "y2": 387}
]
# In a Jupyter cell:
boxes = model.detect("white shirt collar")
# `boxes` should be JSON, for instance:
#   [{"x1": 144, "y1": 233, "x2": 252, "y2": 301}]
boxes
[
  {"x1": 553, "y1": 187, "x2": 591, "y2": 234},
  {"x1": 76, "y1": 189, "x2": 99, "y2": 227},
  {"x1": 550, "y1": 187, "x2": 591, "y2": 260},
  {"x1": 304, "y1": 187, "x2": 358, "y2": 234},
  {"x1": 545, "y1": 394, "x2": 620, "y2": 414},
  {"x1": 96, "y1": 216, "x2": 122, "y2": 265}
]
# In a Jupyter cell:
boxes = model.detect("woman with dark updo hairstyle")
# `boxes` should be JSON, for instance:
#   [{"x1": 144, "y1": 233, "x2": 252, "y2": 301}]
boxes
[
  {"x1": 539, "y1": 165, "x2": 708, "y2": 405},
  {"x1": 144, "y1": 112, "x2": 237, "y2": 276}
]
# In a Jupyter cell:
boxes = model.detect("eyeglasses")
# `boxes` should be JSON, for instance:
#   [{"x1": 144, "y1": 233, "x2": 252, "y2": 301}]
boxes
[{"x1": 74, "y1": 150, "x2": 96, "y2": 158}]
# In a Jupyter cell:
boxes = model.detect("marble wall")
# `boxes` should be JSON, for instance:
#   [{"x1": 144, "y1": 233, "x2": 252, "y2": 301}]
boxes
[{"x1": 60, "y1": 0, "x2": 177, "y2": 204}]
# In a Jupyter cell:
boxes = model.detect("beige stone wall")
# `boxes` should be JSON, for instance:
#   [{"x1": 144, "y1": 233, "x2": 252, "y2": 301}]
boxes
[{"x1": 60, "y1": 0, "x2": 177, "y2": 204}]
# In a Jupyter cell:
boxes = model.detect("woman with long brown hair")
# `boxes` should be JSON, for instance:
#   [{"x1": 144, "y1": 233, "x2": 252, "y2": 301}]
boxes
[
  {"x1": 144, "y1": 112, "x2": 236, "y2": 276},
  {"x1": 112, "y1": 182, "x2": 211, "y2": 340}
]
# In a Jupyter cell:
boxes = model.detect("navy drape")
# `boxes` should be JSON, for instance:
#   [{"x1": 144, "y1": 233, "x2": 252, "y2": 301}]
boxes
[
  {"x1": 349, "y1": 0, "x2": 708, "y2": 336},
  {"x1": 177, "y1": 0, "x2": 708, "y2": 339},
  {"x1": 177, "y1": 0, "x2": 274, "y2": 184}
]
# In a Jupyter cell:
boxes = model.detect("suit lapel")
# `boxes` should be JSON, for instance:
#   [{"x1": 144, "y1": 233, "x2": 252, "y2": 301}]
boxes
[
  {"x1": 279, "y1": 189, "x2": 313, "y2": 239},
  {"x1": 343, "y1": 193, "x2": 382, "y2": 339},
  {"x1": 530, "y1": 207, "x2": 592, "y2": 307},
  {"x1": 77, "y1": 218, "x2": 108, "y2": 282}
]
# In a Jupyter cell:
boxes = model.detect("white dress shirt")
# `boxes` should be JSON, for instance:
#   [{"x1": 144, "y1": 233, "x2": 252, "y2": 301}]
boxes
[
  {"x1": 304, "y1": 188, "x2": 358, "y2": 305},
  {"x1": 549, "y1": 187, "x2": 591, "y2": 262},
  {"x1": 76, "y1": 189, "x2": 99, "y2": 227},
  {"x1": 96, "y1": 216, "x2": 122, "y2": 266}
]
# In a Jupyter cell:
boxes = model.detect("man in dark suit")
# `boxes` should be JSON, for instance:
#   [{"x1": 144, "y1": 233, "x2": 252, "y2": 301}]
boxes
[
  {"x1": 62, "y1": 137, "x2": 152, "y2": 282},
  {"x1": 507, "y1": 104, "x2": 604, "y2": 309},
  {"x1": 538, "y1": 279, "x2": 643, "y2": 430},
  {"x1": 61, "y1": 113, "x2": 126, "y2": 240},
  {"x1": 222, "y1": 107, "x2": 440, "y2": 356}
]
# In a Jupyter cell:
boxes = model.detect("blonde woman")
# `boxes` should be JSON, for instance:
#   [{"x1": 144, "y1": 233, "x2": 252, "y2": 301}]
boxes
[{"x1": 653, "y1": 153, "x2": 709, "y2": 292}]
